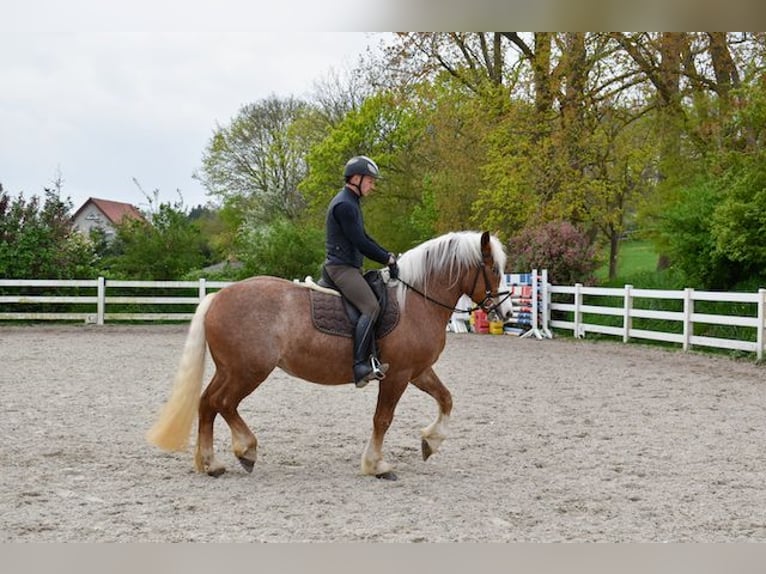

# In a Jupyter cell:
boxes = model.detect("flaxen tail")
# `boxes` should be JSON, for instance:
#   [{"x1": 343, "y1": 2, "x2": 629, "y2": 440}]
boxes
[{"x1": 146, "y1": 293, "x2": 216, "y2": 451}]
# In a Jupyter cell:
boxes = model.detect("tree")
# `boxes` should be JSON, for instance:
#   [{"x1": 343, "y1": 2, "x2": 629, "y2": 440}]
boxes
[
  {"x1": 0, "y1": 186, "x2": 96, "y2": 279},
  {"x1": 611, "y1": 33, "x2": 766, "y2": 284},
  {"x1": 309, "y1": 65, "x2": 372, "y2": 126},
  {"x1": 103, "y1": 201, "x2": 204, "y2": 280},
  {"x1": 196, "y1": 95, "x2": 310, "y2": 223},
  {"x1": 654, "y1": 178, "x2": 729, "y2": 289},
  {"x1": 236, "y1": 217, "x2": 325, "y2": 280},
  {"x1": 712, "y1": 162, "x2": 766, "y2": 280},
  {"x1": 383, "y1": 33, "x2": 518, "y2": 96},
  {"x1": 656, "y1": 140, "x2": 766, "y2": 290},
  {"x1": 300, "y1": 90, "x2": 426, "y2": 253},
  {"x1": 506, "y1": 220, "x2": 600, "y2": 284},
  {"x1": 408, "y1": 78, "x2": 494, "y2": 236},
  {"x1": 383, "y1": 33, "x2": 657, "y2": 278}
]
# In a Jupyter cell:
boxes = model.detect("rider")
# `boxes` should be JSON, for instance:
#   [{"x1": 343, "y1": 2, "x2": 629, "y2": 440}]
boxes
[{"x1": 323, "y1": 155, "x2": 398, "y2": 388}]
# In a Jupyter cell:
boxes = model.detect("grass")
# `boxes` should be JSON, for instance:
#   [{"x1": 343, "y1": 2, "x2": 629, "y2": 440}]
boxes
[
  {"x1": 561, "y1": 240, "x2": 761, "y2": 360},
  {"x1": 595, "y1": 240, "x2": 659, "y2": 284}
]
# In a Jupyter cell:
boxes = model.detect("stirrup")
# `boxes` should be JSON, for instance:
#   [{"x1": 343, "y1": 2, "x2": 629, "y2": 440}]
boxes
[
  {"x1": 354, "y1": 358, "x2": 389, "y2": 388},
  {"x1": 369, "y1": 356, "x2": 388, "y2": 380}
]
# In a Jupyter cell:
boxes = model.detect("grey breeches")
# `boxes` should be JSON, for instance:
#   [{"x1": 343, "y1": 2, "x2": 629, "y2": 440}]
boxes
[{"x1": 324, "y1": 264, "x2": 380, "y2": 320}]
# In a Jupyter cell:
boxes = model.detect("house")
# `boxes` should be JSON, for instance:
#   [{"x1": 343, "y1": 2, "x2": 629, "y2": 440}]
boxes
[{"x1": 71, "y1": 197, "x2": 145, "y2": 240}]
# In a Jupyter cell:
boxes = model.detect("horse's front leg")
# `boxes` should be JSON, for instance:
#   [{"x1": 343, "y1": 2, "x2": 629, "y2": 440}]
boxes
[
  {"x1": 361, "y1": 376, "x2": 409, "y2": 480},
  {"x1": 410, "y1": 366, "x2": 452, "y2": 461}
]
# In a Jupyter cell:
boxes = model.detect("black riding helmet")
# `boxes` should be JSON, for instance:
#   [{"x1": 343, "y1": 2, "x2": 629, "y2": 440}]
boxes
[{"x1": 343, "y1": 155, "x2": 381, "y2": 181}]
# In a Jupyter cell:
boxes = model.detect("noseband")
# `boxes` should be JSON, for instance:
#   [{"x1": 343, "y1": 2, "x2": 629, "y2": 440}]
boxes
[{"x1": 468, "y1": 256, "x2": 513, "y2": 315}]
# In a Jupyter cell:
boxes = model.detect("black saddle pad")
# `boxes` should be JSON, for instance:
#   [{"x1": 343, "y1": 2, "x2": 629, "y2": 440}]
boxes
[{"x1": 309, "y1": 286, "x2": 400, "y2": 339}]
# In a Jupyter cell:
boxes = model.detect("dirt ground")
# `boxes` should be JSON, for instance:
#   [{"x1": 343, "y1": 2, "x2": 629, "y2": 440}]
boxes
[{"x1": 1, "y1": 324, "x2": 766, "y2": 542}]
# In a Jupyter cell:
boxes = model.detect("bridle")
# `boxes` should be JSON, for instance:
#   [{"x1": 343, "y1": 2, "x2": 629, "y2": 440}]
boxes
[{"x1": 395, "y1": 258, "x2": 513, "y2": 316}]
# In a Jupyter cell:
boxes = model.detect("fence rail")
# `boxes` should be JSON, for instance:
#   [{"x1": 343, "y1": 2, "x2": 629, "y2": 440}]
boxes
[
  {"x1": 1, "y1": 277, "x2": 765, "y2": 360},
  {"x1": 0, "y1": 278, "x2": 233, "y2": 324},
  {"x1": 549, "y1": 283, "x2": 766, "y2": 360}
]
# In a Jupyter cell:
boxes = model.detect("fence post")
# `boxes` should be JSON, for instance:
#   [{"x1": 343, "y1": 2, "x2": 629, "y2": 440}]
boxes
[
  {"x1": 574, "y1": 283, "x2": 583, "y2": 338},
  {"x1": 682, "y1": 287, "x2": 693, "y2": 352},
  {"x1": 623, "y1": 284, "x2": 633, "y2": 343},
  {"x1": 758, "y1": 288, "x2": 765, "y2": 361},
  {"x1": 541, "y1": 269, "x2": 552, "y2": 338},
  {"x1": 97, "y1": 276, "x2": 105, "y2": 325},
  {"x1": 530, "y1": 268, "x2": 540, "y2": 338},
  {"x1": 199, "y1": 278, "x2": 207, "y2": 301}
]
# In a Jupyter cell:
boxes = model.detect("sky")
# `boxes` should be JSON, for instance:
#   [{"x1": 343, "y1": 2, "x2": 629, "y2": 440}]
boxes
[
  {"x1": 4, "y1": 1, "x2": 752, "y2": 216},
  {"x1": 1, "y1": 1, "x2": 388, "y2": 212}
]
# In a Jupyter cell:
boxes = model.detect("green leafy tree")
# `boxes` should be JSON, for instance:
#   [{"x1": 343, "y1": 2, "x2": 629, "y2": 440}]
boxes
[
  {"x1": 0, "y1": 186, "x2": 96, "y2": 278},
  {"x1": 300, "y1": 91, "x2": 425, "y2": 254},
  {"x1": 655, "y1": 179, "x2": 730, "y2": 289},
  {"x1": 712, "y1": 171, "x2": 766, "y2": 278},
  {"x1": 196, "y1": 96, "x2": 309, "y2": 224},
  {"x1": 409, "y1": 78, "x2": 495, "y2": 236},
  {"x1": 188, "y1": 204, "x2": 224, "y2": 265},
  {"x1": 709, "y1": 80, "x2": 766, "y2": 283},
  {"x1": 236, "y1": 217, "x2": 324, "y2": 280},
  {"x1": 103, "y1": 202, "x2": 204, "y2": 280},
  {"x1": 653, "y1": 64, "x2": 766, "y2": 289}
]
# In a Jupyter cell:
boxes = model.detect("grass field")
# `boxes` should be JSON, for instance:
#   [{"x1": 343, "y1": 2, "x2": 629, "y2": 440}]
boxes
[
  {"x1": 571, "y1": 240, "x2": 760, "y2": 358},
  {"x1": 595, "y1": 240, "x2": 659, "y2": 284}
]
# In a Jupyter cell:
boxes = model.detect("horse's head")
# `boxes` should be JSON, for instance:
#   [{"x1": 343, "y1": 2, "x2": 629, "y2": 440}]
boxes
[
  {"x1": 470, "y1": 231, "x2": 514, "y2": 320},
  {"x1": 395, "y1": 230, "x2": 514, "y2": 319}
]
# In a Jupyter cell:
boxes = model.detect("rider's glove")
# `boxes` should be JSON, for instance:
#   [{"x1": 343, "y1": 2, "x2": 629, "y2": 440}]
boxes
[{"x1": 387, "y1": 254, "x2": 399, "y2": 280}]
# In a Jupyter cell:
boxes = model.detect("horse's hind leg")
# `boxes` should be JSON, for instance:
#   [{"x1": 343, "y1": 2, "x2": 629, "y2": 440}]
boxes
[
  {"x1": 410, "y1": 367, "x2": 453, "y2": 461},
  {"x1": 195, "y1": 371, "x2": 228, "y2": 476},
  {"x1": 218, "y1": 377, "x2": 264, "y2": 474},
  {"x1": 195, "y1": 368, "x2": 264, "y2": 476}
]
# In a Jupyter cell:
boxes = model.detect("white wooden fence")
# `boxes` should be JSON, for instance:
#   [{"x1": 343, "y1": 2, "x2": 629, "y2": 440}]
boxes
[
  {"x1": 1, "y1": 277, "x2": 765, "y2": 360},
  {"x1": 549, "y1": 284, "x2": 766, "y2": 360},
  {"x1": 0, "y1": 278, "x2": 233, "y2": 324}
]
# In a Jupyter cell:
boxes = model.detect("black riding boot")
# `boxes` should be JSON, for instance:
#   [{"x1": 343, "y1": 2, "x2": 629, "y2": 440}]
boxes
[{"x1": 352, "y1": 314, "x2": 389, "y2": 388}]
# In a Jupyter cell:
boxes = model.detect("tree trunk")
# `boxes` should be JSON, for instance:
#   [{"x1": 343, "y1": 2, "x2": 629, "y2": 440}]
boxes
[{"x1": 608, "y1": 229, "x2": 620, "y2": 281}]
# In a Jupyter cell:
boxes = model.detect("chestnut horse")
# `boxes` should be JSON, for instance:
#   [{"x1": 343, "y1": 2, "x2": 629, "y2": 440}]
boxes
[{"x1": 146, "y1": 230, "x2": 513, "y2": 480}]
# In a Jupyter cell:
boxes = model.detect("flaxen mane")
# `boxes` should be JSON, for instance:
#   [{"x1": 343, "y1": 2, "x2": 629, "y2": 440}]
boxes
[{"x1": 394, "y1": 231, "x2": 507, "y2": 307}]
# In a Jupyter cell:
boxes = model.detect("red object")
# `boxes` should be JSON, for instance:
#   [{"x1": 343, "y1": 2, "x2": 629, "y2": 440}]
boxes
[{"x1": 473, "y1": 310, "x2": 489, "y2": 333}]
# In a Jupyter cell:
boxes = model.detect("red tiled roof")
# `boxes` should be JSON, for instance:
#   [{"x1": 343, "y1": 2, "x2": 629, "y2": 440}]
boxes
[{"x1": 72, "y1": 197, "x2": 145, "y2": 224}]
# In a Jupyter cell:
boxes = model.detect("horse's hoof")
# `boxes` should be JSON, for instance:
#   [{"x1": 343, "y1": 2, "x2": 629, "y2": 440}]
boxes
[
  {"x1": 421, "y1": 439, "x2": 433, "y2": 461},
  {"x1": 238, "y1": 457, "x2": 255, "y2": 473},
  {"x1": 207, "y1": 466, "x2": 226, "y2": 478},
  {"x1": 376, "y1": 471, "x2": 398, "y2": 481}
]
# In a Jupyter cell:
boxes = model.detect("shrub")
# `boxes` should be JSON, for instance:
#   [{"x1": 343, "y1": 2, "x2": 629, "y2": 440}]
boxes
[
  {"x1": 237, "y1": 218, "x2": 325, "y2": 280},
  {"x1": 506, "y1": 220, "x2": 599, "y2": 284},
  {"x1": 0, "y1": 188, "x2": 98, "y2": 279}
]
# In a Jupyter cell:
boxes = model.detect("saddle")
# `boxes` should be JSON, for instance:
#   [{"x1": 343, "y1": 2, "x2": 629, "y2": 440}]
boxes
[{"x1": 309, "y1": 269, "x2": 400, "y2": 339}]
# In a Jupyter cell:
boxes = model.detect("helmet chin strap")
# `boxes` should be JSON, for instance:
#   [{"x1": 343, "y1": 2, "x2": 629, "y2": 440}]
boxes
[{"x1": 346, "y1": 176, "x2": 363, "y2": 196}]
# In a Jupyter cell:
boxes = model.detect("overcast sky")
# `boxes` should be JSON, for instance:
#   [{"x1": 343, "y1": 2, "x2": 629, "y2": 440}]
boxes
[{"x1": 1, "y1": 1, "x2": 387, "y2": 212}]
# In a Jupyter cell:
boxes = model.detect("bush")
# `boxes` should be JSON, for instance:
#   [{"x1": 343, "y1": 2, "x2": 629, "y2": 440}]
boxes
[
  {"x1": 0, "y1": 188, "x2": 98, "y2": 279},
  {"x1": 655, "y1": 176, "x2": 766, "y2": 290},
  {"x1": 103, "y1": 202, "x2": 205, "y2": 280},
  {"x1": 506, "y1": 220, "x2": 599, "y2": 284},
  {"x1": 237, "y1": 218, "x2": 325, "y2": 280}
]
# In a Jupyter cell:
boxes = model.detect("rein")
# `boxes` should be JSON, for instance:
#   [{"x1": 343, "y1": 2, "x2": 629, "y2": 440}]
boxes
[{"x1": 395, "y1": 265, "x2": 513, "y2": 315}]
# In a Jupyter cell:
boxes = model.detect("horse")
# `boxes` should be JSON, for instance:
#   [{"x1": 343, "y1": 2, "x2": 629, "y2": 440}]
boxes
[{"x1": 146, "y1": 230, "x2": 513, "y2": 480}]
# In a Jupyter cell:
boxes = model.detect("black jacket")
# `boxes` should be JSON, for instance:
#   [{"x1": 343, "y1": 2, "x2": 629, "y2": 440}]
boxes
[{"x1": 325, "y1": 186, "x2": 390, "y2": 268}]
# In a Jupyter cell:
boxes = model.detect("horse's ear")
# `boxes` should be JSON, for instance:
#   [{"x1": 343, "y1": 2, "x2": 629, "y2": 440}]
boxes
[{"x1": 480, "y1": 231, "x2": 491, "y2": 257}]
